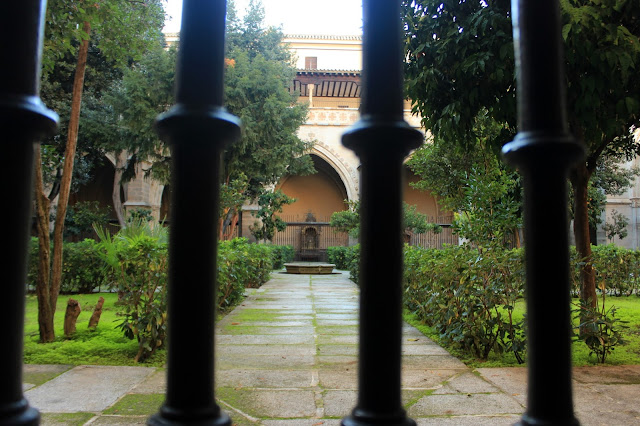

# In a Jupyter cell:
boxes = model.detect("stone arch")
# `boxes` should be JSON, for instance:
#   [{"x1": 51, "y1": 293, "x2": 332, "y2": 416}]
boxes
[
  {"x1": 277, "y1": 152, "x2": 352, "y2": 222},
  {"x1": 309, "y1": 142, "x2": 359, "y2": 202}
]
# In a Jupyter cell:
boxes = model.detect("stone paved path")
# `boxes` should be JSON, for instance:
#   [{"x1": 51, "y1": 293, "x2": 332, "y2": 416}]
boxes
[{"x1": 23, "y1": 270, "x2": 640, "y2": 425}]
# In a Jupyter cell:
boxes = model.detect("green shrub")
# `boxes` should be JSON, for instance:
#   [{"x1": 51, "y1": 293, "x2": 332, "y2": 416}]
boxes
[
  {"x1": 592, "y1": 244, "x2": 639, "y2": 297},
  {"x1": 217, "y1": 238, "x2": 276, "y2": 310},
  {"x1": 64, "y1": 201, "x2": 112, "y2": 240},
  {"x1": 574, "y1": 299, "x2": 628, "y2": 364},
  {"x1": 95, "y1": 223, "x2": 169, "y2": 363},
  {"x1": 61, "y1": 239, "x2": 108, "y2": 293},
  {"x1": 27, "y1": 238, "x2": 107, "y2": 294},
  {"x1": 570, "y1": 245, "x2": 640, "y2": 298},
  {"x1": 269, "y1": 244, "x2": 294, "y2": 269},
  {"x1": 403, "y1": 245, "x2": 526, "y2": 362},
  {"x1": 327, "y1": 246, "x2": 350, "y2": 270},
  {"x1": 340, "y1": 244, "x2": 360, "y2": 284}
]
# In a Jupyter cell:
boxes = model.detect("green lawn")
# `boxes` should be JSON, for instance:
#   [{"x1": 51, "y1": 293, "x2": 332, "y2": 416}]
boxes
[
  {"x1": 24, "y1": 292, "x2": 640, "y2": 368},
  {"x1": 23, "y1": 293, "x2": 167, "y2": 367},
  {"x1": 405, "y1": 295, "x2": 640, "y2": 368}
]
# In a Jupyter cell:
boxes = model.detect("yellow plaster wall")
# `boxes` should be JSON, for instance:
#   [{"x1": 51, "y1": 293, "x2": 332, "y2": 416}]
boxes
[
  {"x1": 403, "y1": 169, "x2": 445, "y2": 220},
  {"x1": 278, "y1": 172, "x2": 348, "y2": 222}
]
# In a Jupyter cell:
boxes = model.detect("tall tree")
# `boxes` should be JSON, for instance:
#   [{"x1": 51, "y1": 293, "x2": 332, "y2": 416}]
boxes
[
  {"x1": 35, "y1": 0, "x2": 165, "y2": 343},
  {"x1": 221, "y1": 0, "x2": 314, "y2": 239},
  {"x1": 108, "y1": 0, "x2": 314, "y2": 239},
  {"x1": 403, "y1": 0, "x2": 640, "y2": 308},
  {"x1": 102, "y1": 44, "x2": 177, "y2": 226},
  {"x1": 407, "y1": 113, "x2": 522, "y2": 249}
]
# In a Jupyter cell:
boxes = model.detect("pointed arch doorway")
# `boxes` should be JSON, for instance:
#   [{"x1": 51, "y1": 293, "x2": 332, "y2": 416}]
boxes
[{"x1": 274, "y1": 154, "x2": 351, "y2": 261}]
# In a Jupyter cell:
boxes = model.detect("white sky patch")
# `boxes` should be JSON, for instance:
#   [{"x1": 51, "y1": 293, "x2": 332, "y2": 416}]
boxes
[{"x1": 163, "y1": 0, "x2": 363, "y2": 35}]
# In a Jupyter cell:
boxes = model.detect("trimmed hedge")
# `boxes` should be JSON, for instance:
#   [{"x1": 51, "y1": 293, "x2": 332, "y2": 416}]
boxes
[
  {"x1": 28, "y1": 238, "x2": 107, "y2": 294},
  {"x1": 404, "y1": 245, "x2": 526, "y2": 362},
  {"x1": 269, "y1": 244, "x2": 295, "y2": 269},
  {"x1": 217, "y1": 238, "x2": 278, "y2": 309},
  {"x1": 570, "y1": 244, "x2": 640, "y2": 297},
  {"x1": 27, "y1": 237, "x2": 286, "y2": 307},
  {"x1": 327, "y1": 245, "x2": 360, "y2": 282}
]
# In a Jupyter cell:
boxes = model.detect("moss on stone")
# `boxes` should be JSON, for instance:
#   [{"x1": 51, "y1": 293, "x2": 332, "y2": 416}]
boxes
[
  {"x1": 40, "y1": 412, "x2": 95, "y2": 425},
  {"x1": 102, "y1": 393, "x2": 164, "y2": 416}
]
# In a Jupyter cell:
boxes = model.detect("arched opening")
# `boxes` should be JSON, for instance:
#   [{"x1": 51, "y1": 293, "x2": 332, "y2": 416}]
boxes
[
  {"x1": 277, "y1": 154, "x2": 349, "y2": 222},
  {"x1": 273, "y1": 154, "x2": 350, "y2": 259}
]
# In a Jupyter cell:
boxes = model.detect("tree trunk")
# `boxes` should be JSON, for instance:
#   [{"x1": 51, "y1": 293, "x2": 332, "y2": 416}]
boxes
[
  {"x1": 571, "y1": 164, "x2": 597, "y2": 309},
  {"x1": 34, "y1": 147, "x2": 55, "y2": 343},
  {"x1": 88, "y1": 296, "x2": 105, "y2": 330},
  {"x1": 64, "y1": 298, "x2": 82, "y2": 337},
  {"x1": 50, "y1": 21, "x2": 91, "y2": 320},
  {"x1": 513, "y1": 227, "x2": 521, "y2": 248},
  {"x1": 113, "y1": 150, "x2": 127, "y2": 227}
]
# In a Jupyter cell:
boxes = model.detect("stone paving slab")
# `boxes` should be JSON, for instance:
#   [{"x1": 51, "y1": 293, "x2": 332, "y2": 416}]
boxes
[
  {"x1": 26, "y1": 365, "x2": 154, "y2": 413},
  {"x1": 476, "y1": 366, "x2": 640, "y2": 425},
  {"x1": 408, "y1": 393, "x2": 524, "y2": 417},
  {"x1": 23, "y1": 364, "x2": 73, "y2": 391},
  {"x1": 217, "y1": 334, "x2": 315, "y2": 345},
  {"x1": 217, "y1": 369, "x2": 314, "y2": 388}
]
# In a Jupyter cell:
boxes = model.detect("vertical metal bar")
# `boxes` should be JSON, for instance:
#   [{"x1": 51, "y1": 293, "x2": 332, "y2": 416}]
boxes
[
  {"x1": 503, "y1": 1, "x2": 582, "y2": 425},
  {"x1": 341, "y1": 1, "x2": 422, "y2": 425},
  {"x1": 148, "y1": 1, "x2": 240, "y2": 424},
  {"x1": 0, "y1": 2, "x2": 59, "y2": 425}
]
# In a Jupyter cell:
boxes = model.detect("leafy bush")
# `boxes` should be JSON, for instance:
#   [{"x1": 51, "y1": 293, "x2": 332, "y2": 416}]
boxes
[
  {"x1": 403, "y1": 245, "x2": 526, "y2": 362},
  {"x1": 570, "y1": 245, "x2": 640, "y2": 298},
  {"x1": 95, "y1": 221, "x2": 169, "y2": 363},
  {"x1": 64, "y1": 201, "x2": 112, "y2": 240},
  {"x1": 267, "y1": 244, "x2": 294, "y2": 269},
  {"x1": 343, "y1": 245, "x2": 360, "y2": 284},
  {"x1": 61, "y1": 239, "x2": 108, "y2": 293},
  {"x1": 574, "y1": 299, "x2": 628, "y2": 363},
  {"x1": 592, "y1": 244, "x2": 639, "y2": 297},
  {"x1": 327, "y1": 246, "x2": 349, "y2": 270},
  {"x1": 217, "y1": 238, "x2": 277, "y2": 310},
  {"x1": 27, "y1": 238, "x2": 107, "y2": 294}
]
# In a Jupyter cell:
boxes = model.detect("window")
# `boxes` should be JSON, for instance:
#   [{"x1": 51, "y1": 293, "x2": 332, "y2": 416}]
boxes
[{"x1": 305, "y1": 56, "x2": 318, "y2": 69}]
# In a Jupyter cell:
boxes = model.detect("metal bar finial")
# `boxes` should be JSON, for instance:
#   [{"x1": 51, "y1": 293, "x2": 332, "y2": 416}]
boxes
[
  {"x1": 148, "y1": 0, "x2": 241, "y2": 424},
  {"x1": 503, "y1": 1, "x2": 582, "y2": 424},
  {"x1": 341, "y1": 1, "x2": 422, "y2": 425},
  {"x1": 0, "y1": 2, "x2": 59, "y2": 425}
]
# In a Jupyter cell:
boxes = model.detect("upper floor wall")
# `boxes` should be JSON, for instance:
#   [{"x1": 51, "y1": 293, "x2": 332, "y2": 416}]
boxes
[{"x1": 283, "y1": 34, "x2": 362, "y2": 71}]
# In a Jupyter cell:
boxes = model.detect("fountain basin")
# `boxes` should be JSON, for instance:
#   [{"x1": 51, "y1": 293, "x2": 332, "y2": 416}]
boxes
[{"x1": 284, "y1": 262, "x2": 336, "y2": 274}]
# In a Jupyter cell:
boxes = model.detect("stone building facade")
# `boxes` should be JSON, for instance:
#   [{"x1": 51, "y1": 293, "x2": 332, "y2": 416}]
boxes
[{"x1": 71, "y1": 34, "x2": 640, "y2": 250}]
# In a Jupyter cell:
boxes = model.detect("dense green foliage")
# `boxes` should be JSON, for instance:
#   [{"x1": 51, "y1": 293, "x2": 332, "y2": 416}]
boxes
[
  {"x1": 404, "y1": 245, "x2": 526, "y2": 362},
  {"x1": 327, "y1": 245, "x2": 360, "y2": 273},
  {"x1": 335, "y1": 242, "x2": 639, "y2": 364},
  {"x1": 402, "y1": 0, "x2": 640, "y2": 312},
  {"x1": 268, "y1": 244, "x2": 295, "y2": 269},
  {"x1": 570, "y1": 244, "x2": 640, "y2": 297},
  {"x1": 217, "y1": 238, "x2": 278, "y2": 310},
  {"x1": 28, "y1": 238, "x2": 107, "y2": 294},
  {"x1": 94, "y1": 221, "x2": 169, "y2": 362},
  {"x1": 407, "y1": 115, "x2": 522, "y2": 249},
  {"x1": 330, "y1": 201, "x2": 441, "y2": 239},
  {"x1": 27, "y1": 229, "x2": 288, "y2": 362},
  {"x1": 64, "y1": 201, "x2": 113, "y2": 240}
]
